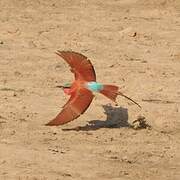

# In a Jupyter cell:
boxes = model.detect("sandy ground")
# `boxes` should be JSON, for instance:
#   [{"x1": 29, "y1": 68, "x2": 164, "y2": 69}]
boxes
[{"x1": 0, "y1": 0, "x2": 180, "y2": 179}]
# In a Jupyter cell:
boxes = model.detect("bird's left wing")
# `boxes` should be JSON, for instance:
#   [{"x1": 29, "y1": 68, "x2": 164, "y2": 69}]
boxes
[{"x1": 46, "y1": 88, "x2": 94, "y2": 126}]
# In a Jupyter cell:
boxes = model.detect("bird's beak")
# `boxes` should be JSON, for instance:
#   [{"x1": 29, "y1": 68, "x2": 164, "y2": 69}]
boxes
[{"x1": 56, "y1": 85, "x2": 64, "y2": 89}]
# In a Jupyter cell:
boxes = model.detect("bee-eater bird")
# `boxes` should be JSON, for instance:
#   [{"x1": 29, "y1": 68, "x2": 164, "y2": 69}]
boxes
[{"x1": 46, "y1": 51, "x2": 141, "y2": 126}]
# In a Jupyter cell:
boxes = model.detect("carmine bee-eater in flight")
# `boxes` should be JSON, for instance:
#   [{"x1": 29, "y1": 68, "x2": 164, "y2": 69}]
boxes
[{"x1": 46, "y1": 51, "x2": 141, "y2": 126}]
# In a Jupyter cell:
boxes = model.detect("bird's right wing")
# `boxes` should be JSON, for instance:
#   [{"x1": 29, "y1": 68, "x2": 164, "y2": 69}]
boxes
[
  {"x1": 56, "y1": 51, "x2": 96, "y2": 81},
  {"x1": 46, "y1": 88, "x2": 94, "y2": 126}
]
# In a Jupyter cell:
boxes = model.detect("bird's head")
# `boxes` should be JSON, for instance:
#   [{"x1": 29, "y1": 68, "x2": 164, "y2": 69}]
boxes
[
  {"x1": 56, "y1": 83, "x2": 72, "y2": 95},
  {"x1": 63, "y1": 83, "x2": 72, "y2": 88}
]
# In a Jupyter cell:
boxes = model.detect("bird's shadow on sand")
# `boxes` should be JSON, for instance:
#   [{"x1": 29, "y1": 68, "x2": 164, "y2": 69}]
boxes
[{"x1": 62, "y1": 104, "x2": 131, "y2": 131}]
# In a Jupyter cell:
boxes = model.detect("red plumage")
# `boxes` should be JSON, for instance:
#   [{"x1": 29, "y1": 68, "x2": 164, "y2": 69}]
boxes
[
  {"x1": 46, "y1": 51, "x2": 96, "y2": 126},
  {"x1": 46, "y1": 88, "x2": 94, "y2": 126},
  {"x1": 56, "y1": 51, "x2": 96, "y2": 81},
  {"x1": 100, "y1": 85, "x2": 119, "y2": 102},
  {"x1": 46, "y1": 51, "x2": 140, "y2": 126}
]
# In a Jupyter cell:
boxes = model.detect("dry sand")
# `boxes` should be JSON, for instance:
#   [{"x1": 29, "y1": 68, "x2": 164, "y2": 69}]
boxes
[{"x1": 0, "y1": 0, "x2": 180, "y2": 179}]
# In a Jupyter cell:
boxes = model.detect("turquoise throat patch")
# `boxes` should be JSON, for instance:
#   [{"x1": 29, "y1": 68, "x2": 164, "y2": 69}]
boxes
[{"x1": 86, "y1": 82, "x2": 104, "y2": 92}]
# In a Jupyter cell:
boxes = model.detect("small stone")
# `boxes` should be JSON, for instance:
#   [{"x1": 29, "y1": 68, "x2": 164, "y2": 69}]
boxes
[
  {"x1": 132, "y1": 32, "x2": 137, "y2": 37},
  {"x1": 110, "y1": 156, "x2": 118, "y2": 160}
]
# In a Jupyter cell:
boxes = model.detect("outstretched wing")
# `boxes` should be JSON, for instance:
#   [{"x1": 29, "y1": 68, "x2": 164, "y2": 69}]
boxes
[
  {"x1": 56, "y1": 51, "x2": 96, "y2": 81},
  {"x1": 46, "y1": 88, "x2": 94, "y2": 126}
]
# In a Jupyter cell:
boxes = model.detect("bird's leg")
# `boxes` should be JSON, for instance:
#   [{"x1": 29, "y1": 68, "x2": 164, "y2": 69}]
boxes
[{"x1": 117, "y1": 92, "x2": 141, "y2": 108}]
